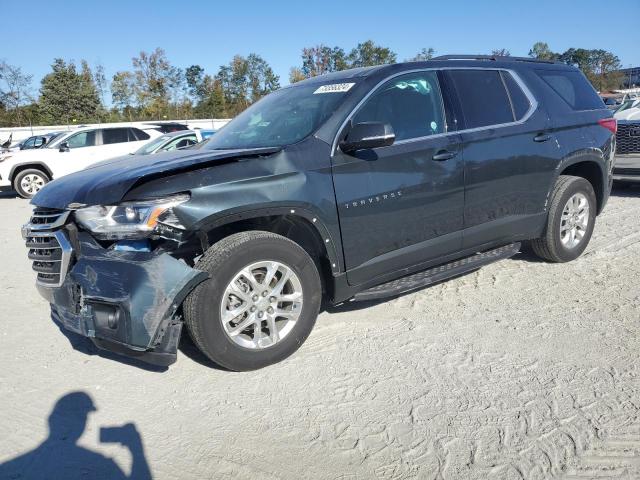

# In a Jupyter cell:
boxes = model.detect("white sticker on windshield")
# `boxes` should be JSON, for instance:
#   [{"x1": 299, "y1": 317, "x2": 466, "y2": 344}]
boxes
[{"x1": 313, "y1": 83, "x2": 355, "y2": 94}]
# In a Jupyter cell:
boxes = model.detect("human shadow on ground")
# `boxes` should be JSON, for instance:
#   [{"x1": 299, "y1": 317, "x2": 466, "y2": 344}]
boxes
[{"x1": 0, "y1": 391, "x2": 152, "y2": 480}]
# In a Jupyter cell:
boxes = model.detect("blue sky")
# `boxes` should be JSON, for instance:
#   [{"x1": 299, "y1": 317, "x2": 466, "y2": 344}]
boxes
[{"x1": 4, "y1": 0, "x2": 639, "y2": 102}]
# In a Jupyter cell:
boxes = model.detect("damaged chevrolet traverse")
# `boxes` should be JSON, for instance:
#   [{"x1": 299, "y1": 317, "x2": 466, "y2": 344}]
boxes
[{"x1": 23, "y1": 56, "x2": 615, "y2": 371}]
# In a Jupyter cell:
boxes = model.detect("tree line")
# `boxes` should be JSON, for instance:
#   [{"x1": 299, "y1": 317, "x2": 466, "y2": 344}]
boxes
[{"x1": 0, "y1": 41, "x2": 626, "y2": 128}]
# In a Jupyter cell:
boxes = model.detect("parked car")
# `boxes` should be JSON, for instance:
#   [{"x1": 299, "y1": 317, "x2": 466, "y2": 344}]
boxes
[
  {"x1": 132, "y1": 130, "x2": 212, "y2": 156},
  {"x1": 614, "y1": 97, "x2": 640, "y2": 121},
  {"x1": 2, "y1": 132, "x2": 63, "y2": 153},
  {"x1": 601, "y1": 96, "x2": 621, "y2": 110},
  {"x1": 0, "y1": 126, "x2": 161, "y2": 198},
  {"x1": 612, "y1": 120, "x2": 640, "y2": 183},
  {"x1": 22, "y1": 56, "x2": 615, "y2": 370}
]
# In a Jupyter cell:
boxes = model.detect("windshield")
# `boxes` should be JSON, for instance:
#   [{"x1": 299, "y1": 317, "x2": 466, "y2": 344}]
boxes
[
  {"x1": 134, "y1": 135, "x2": 173, "y2": 155},
  {"x1": 615, "y1": 99, "x2": 640, "y2": 114},
  {"x1": 46, "y1": 131, "x2": 73, "y2": 149},
  {"x1": 204, "y1": 82, "x2": 356, "y2": 150},
  {"x1": 45, "y1": 132, "x2": 64, "y2": 145}
]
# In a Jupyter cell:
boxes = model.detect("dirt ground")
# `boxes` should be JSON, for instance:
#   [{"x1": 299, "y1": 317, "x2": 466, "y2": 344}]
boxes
[{"x1": 1, "y1": 186, "x2": 639, "y2": 480}]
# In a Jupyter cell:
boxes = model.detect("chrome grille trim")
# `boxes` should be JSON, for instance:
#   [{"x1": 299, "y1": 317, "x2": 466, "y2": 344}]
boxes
[
  {"x1": 22, "y1": 209, "x2": 73, "y2": 287},
  {"x1": 27, "y1": 208, "x2": 70, "y2": 231},
  {"x1": 616, "y1": 123, "x2": 640, "y2": 155}
]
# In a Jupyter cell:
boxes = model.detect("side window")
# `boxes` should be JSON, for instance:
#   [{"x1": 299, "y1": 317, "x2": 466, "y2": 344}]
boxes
[
  {"x1": 23, "y1": 137, "x2": 36, "y2": 148},
  {"x1": 352, "y1": 71, "x2": 446, "y2": 142},
  {"x1": 161, "y1": 135, "x2": 197, "y2": 151},
  {"x1": 502, "y1": 72, "x2": 531, "y2": 120},
  {"x1": 101, "y1": 128, "x2": 130, "y2": 145},
  {"x1": 447, "y1": 70, "x2": 514, "y2": 128},
  {"x1": 66, "y1": 131, "x2": 96, "y2": 149},
  {"x1": 130, "y1": 128, "x2": 150, "y2": 141},
  {"x1": 33, "y1": 137, "x2": 45, "y2": 148},
  {"x1": 535, "y1": 69, "x2": 603, "y2": 111}
]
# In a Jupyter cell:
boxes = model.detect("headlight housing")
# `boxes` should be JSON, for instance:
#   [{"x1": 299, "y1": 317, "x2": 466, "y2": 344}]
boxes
[{"x1": 74, "y1": 194, "x2": 189, "y2": 240}]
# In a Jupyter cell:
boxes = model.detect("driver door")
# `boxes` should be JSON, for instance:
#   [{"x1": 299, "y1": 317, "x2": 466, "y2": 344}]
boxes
[{"x1": 331, "y1": 71, "x2": 465, "y2": 286}]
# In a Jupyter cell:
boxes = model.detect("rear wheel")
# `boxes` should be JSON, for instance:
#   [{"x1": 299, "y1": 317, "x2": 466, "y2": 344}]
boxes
[
  {"x1": 14, "y1": 168, "x2": 50, "y2": 199},
  {"x1": 531, "y1": 175, "x2": 596, "y2": 263},
  {"x1": 184, "y1": 231, "x2": 322, "y2": 371}
]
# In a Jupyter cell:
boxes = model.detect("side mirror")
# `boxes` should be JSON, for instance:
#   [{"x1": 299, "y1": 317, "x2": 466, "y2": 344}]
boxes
[
  {"x1": 59, "y1": 141, "x2": 70, "y2": 152},
  {"x1": 340, "y1": 122, "x2": 395, "y2": 153}
]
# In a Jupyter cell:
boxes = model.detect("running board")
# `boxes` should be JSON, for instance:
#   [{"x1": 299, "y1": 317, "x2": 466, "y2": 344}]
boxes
[{"x1": 352, "y1": 243, "x2": 521, "y2": 302}]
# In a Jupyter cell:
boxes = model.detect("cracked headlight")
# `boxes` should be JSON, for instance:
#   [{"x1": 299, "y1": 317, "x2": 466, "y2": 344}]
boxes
[{"x1": 74, "y1": 194, "x2": 189, "y2": 240}]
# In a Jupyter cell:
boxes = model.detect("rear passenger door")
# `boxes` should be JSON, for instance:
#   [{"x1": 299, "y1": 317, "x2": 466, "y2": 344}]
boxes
[
  {"x1": 443, "y1": 68, "x2": 559, "y2": 249},
  {"x1": 97, "y1": 128, "x2": 137, "y2": 161}
]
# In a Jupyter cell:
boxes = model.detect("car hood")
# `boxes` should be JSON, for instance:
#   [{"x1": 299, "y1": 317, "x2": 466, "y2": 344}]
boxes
[
  {"x1": 615, "y1": 108, "x2": 640, "y2": 121},
  {"x1": 31, "y1": 147, "x2": 281, "y2": 210}
]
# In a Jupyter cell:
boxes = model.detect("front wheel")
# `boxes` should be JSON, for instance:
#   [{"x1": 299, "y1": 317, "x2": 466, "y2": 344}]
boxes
[
  {"x1": 13, "y1": 168, "x2": 50, "y2": 199},
  {"x1": 531, "y1": 175, "x2": 597, "y2": 263},
  {"x1": 183, "y1": 231, "x2": 322, "y2": 371}
]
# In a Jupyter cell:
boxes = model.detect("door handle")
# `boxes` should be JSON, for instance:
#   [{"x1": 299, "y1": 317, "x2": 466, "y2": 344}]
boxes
[
  {"x1": 533, "y1": 133, "x2": 551, "y2": 142},
  {"x1": 432, "y1": 150, "x2": 457, "y2": 161}
]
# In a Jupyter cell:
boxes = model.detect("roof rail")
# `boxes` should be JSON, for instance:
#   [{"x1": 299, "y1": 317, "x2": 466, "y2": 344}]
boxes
[{"x1": 432, "y1": 55, "x2": 562, "y2": 65}]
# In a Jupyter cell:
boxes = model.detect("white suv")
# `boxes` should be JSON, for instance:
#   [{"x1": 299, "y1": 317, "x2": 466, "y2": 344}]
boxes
[{"x1": 0, "y1": 126, "x2": 161, "y2": 198}]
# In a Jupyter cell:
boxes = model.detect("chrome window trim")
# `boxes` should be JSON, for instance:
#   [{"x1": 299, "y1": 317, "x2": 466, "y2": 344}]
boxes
[{"x1": 331, "y1": 67, "x2": 538, "y2": 155}]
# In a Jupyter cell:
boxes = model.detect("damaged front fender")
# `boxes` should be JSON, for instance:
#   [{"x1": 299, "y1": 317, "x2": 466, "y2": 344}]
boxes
[{"x1": 38, "y1": 233, "x2": 208, "y2": 366}]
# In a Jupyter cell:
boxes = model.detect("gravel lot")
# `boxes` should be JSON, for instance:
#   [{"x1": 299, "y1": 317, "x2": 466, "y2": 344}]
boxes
[{"x1": 1, "y1": 187, "x2": 639, "y2": 480}]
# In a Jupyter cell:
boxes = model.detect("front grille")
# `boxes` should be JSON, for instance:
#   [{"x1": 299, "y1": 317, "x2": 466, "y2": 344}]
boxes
[
  {"x1": 616, "y1": 123, "x2": 640, "y2": 155},
  {"x1": 29, "y1": 207, "x2": 68, "y2": 229},
  {"x1": 23, "y1": 208, "x2": 73, "y2": 287}
]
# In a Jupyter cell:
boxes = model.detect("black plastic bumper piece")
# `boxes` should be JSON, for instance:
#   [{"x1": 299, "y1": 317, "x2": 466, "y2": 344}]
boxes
[{"x1": 91, "y1": 321, "x2": 183, "y2": 367}]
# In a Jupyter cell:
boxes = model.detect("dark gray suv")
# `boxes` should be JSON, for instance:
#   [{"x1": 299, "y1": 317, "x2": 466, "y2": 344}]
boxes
[{"x1": 23, "y1": 56, "x2": 615, "y2": 370}]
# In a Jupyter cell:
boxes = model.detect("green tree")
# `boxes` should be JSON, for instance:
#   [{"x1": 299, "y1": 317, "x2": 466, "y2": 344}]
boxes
[
  {"x1": 528, "y1": 42, "x2": 557, "y2": 61},
  {"x1": 111, "y1": 71, "x2": 135, "y2": 120},
  {"x1": 38, "y1": 58, "x2": 101, "y2": 124},
  {"x1": 347, "y1": 40, "x2": 397, "y2": 67},
  {"x1": 410, "y1": 48, "x2": 436, "y2": 61},
  {"x1": 289, "y1": 67, "x2": 306, "y2": 84},
  {"x1": 0, "y1": 61, "x2": 34, "y2": 126},
  {"x1": 215, "y1": 54, "x2": 279, "y2": 116},
  {"x1": 131, "y1": 48, "x2": 174, "y2": 118},
  {"x1": 185, "y1": 65, "x2": 206, "y2": 100},
  {"x1": 301, "y1": 45, "x2": 348, "y2": 77}
]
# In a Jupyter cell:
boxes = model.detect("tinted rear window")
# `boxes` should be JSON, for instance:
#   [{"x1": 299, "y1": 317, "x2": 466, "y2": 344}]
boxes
[
  {"x1": 447, "y1": 70, "x2": 514, "y2": 129},
  {"x1": 536, "y1": 69, "x2": 604, "y2": 111},
  {"x1": 102, "y1": 128, "x2": 129, "y2": 145}
]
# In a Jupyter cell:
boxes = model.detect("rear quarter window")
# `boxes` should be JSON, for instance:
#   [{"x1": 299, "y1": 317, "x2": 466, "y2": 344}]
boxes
[
  {"x1": 130, "y1": 128, "x2": 150, "y2": 141},
  {"x1": 502, "y1": 72, "x2": 531, "y2": 120},
  {"x1": 535, "y1": 69, "x2": 604, "y2": 111}
]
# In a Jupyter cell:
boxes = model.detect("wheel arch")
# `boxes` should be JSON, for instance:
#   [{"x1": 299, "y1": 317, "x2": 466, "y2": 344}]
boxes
[
  {"x1": 193, "y1": 207, "x2": 343, "y2": 298},
  {"x1": 9, "y1": 162, "x2": 54, "y2": 183},
  {"x1": 555, "y1": 155, "x2": 607, "y2": 215}
]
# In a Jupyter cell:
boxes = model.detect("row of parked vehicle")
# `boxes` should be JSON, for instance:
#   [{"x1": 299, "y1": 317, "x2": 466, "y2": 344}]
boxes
[{"x1": 0, "y1": 123, "x2": 215, "y2": 198}]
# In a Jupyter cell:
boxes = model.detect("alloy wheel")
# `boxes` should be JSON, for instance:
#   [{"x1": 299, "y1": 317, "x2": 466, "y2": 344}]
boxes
[{"x1": 220, "y1": 260, "x2": 303, "y2": 349}]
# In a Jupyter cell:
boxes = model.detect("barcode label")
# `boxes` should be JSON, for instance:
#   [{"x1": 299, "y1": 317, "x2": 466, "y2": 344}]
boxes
[{"x1": 313, "y1": 83, "x2": 355, "y2": 94}]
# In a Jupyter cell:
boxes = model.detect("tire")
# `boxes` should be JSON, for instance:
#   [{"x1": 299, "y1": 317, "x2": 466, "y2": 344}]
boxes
[
  {"x1": 183, "y1": 231, "x2": 322, "y2": 371},
  {"x1": 531, "y1": 175, "x2": 597, "y2": 263},
  {"x1": 13, "y1": 168, "x2": 50, "y2": 199}
]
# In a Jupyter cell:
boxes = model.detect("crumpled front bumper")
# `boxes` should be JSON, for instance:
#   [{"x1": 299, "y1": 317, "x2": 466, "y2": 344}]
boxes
[{"x1": 35, "y1": 232, "x2": 207, "y2": 366}]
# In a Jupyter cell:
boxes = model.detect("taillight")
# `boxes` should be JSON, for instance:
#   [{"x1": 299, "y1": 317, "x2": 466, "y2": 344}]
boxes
[{"x1": 598, "y1": 118, "x2": 617, "y2": 134}]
